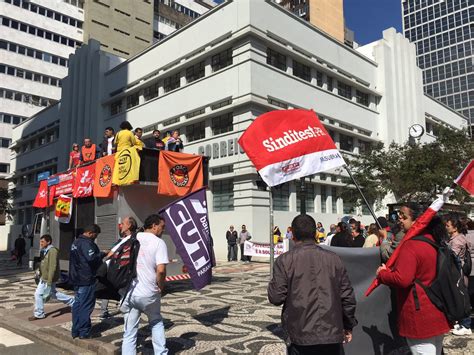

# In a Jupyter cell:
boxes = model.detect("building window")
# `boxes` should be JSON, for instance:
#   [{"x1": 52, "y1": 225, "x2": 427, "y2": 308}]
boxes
[
  {"x1": 0, "y1": 164, "x2": 10, "y2": 173},
  {"x1": 327, "y1": 76, "x2": 334, "y2": 92},
  {"x1": 338, "y1": 81, "x2": 352, "y2": 99},
  {"x1": 316, "y1": 71, "x2": 323, "y2": 87},
  {"x1": 163, "y1": 73, "x2": 180, "y2": 93},
  {"x1": 331, "y1": 187, "x2": 338, "y2": 213},
  {"x1": 212, "y1": 165, "x2": 234, "y2": 175},
  {"x1": 211, "y1": 48, "x2": 233, "y2": 72},
  {"x1": 126, "y1": 92, "x2": 139, "y2": 109},
  {"x1": 143, "y1": 82, "x2": 159, "y2": 101},
  {"x1": 359, "y1": 140, "x2": 371, "y2": 154},
  {"x1": 213, "y1": 179, "x2": 234, "y2": 211},
  {"x1": 185, "y1": 61, "x2": 205, "y2": 83},
  {"x1": 273, "y1": 183, "x2": 290, "y2": 211},
  {"x1": 296, "y1": 183, "x2": 315, "y2": 212},
  {"x1": 339, "y1": 134, "x2": 354, "y2": 152},
  {"x1": 293, "y1": 60, "x2": 311, "y2": 82},
  {"x1": 343, "y1": 200, "x2": 353, "y2": 214},
  {"x1": 356, "y1": 90, "x2": 369, "y2": 107},
  {"x1": 320, "y1": 185, "x2": 327, "y2": 213},
  {"x1": 268, "y1": 98, "x2": 288, "y2": 109},
  {"x1": 267, "y1": 48, "x2": 286, "y2": 71},
  {"x1": 110, "y1": 99, "x2": 123, "y2": 115},
  {"x1": 186, "y1": 121, "x2": 205, "y2": 142},
  {"x1": 211, "y1": 113, "x2": 233, "y2": 135},
  {"x1": 0, "y1": 138, "x2": 11, "y2": 148}
]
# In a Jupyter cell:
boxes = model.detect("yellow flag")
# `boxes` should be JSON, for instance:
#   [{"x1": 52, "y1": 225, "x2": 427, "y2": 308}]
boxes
[{"x1": 112, "y1": 147, "x2": 140, "y2": 185}]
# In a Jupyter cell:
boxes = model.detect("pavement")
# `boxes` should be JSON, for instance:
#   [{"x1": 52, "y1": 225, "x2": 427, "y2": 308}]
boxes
[{"x1": 0, "y1": 252, "x2": 473, "y2": 354}]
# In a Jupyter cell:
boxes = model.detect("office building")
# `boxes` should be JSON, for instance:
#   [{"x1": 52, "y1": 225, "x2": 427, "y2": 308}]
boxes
[
  {"x1": 5, "y1": 0, "x2": 467, "y2": 259},
  {"x1": 402, "y1": 0, "x2": 473, "y2": 123}
]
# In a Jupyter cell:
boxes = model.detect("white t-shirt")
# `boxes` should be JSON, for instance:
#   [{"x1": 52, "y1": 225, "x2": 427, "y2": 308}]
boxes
[
  {"x1": 132, "y1": 232, "x2": 169, "y2": 298},
  {"x1": 107, "y1": 137, "x2": 114, "y2": 155}
]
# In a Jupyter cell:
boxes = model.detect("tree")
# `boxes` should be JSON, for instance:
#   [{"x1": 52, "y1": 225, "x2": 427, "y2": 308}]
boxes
[
  {"x1": 0, "y1": 186, "x2": 12, "y2": 215},
  {"x1": 340, "y1": 126, "x2": 473, "y2": 209}
]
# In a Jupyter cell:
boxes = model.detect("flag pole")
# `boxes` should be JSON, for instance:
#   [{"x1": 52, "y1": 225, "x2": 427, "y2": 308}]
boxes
[
  {"x1": 269, "y1": 187, "x2": 275, "y2": 279},
  {"x1": 344, "y1": 166, "x2": 382, "y2": 230}
]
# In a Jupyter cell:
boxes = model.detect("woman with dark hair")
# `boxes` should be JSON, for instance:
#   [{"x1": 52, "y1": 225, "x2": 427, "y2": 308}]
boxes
[
  {"x1": 330, "y1": 222, "x2": 352, "y2": 247},
  {"x1": 377, "y1": 204, "x2": 451, "y2": 354},
  {"x1": 363, "y1": 223, "x2": 380, "y2": 248},
  {"x1": 114, "y1": 121, "x2": 136, "y2": 153},
  {"x1": 68, "y1": 143, "x2": 81, "y2": 169},
  {"x1": 446, "y1": 214, "x2": 471, "y2": 336}
]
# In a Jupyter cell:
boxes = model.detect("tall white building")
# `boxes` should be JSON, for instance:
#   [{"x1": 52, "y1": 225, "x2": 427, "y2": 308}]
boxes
[
  {"x1": 5, "y1": 0, "x2": 467, "y2": 259},
  {"x1": 0, "y1": 0, "x2": 84, "y2": 178}
]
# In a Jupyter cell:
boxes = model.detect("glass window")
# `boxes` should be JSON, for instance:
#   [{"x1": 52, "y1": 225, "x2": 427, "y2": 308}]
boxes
[
  {"x1": 327, "y1": 77, "x2": 333, "y2": 91},
  {"x1": 185, "y1": 61, "x2": 205, "y2": 83},
  {"x1": 293, "y1": 60, "x2": 311, "y2": 82},
  {"x1": 3, "y1": 115, "x2": 11, "y2": 124},
  {"x1": 296, "y1": 182, "x2": 315, "y2": 212},
  {"x1": 12, "y1": 117, "x2": 20, "y2": 125},
  {"x1": 338, "y1": 81, "x2": 352, "y2": 99},
  {"x1": 211, "y1": 112, "x2": 233, "y2": 135},
  {"x1": 212, "y1": 179, "x2": 234, "y2": 211},
  {"x1": 7, "y1": 67, "x2": 15, "y2": 75},
  {"x1": 143, "y1": 82, "x2": 159, "y2": 101},
  {"x1": 273, "y1": 183, "x2": 290, "y2": 211},
  {"x1": 339, "y1": 133, "x2": 354, "y2": 152},
  {"x1": 320, "y1": 185, "x2": 327, "y2": 213},
  {"x1": 163, "y1": 73, "x2": 180, "y2": 93},
  {"x1": 126, "y1": 92, "x2": 139, "y2": 109},
  {"x1": 316, "y1": 71, "x2": 323, "y2": 87},
  {"x1": 110, "y1": 99, "x2": 123, "y2": 115},
  {"x1": 211, "y1": 48, "x2": 233, "y2": 72},
  {"x1": 186, "y1": 121, "x2": 205, "y2": 142},
  {"x1": 266, "y1": 48, "x2": 286, "y2": 71},
  {"x1": 356, "y1": 90, "x2": 369, "y2": 106},
  {"x1": 331, "y1": 187, "x2": 338, "y2": 213}
]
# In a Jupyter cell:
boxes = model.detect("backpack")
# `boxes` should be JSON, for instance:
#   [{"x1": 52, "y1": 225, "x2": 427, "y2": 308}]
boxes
[
  {"x1": 106, "y1": 234, "x2": 140, "y2": 292},
  {"x1": 462, "y1": 246, "x2": 472, "y2": 277},
  {"x1": 411, "y1": 236, "x2": 471, "y2": 323}
]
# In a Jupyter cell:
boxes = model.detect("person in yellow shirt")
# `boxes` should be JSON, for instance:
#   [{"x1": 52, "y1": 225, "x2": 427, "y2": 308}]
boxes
[
  {"x1": 273, "y1": 226, "x2": 282, "y2": 244},
  {"x1": 114, "y1": 121, "x2": 136, "y2": 153},
  {"x1": 134, "y1": 127, "x2": 145, "y2": 151}
]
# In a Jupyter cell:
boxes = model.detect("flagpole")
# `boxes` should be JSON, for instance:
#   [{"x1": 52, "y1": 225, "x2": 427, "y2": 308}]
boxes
[
  {"x1": 269, "y1": 187, "x2": 275, "y2": 279},
  {"x1": 344, "y1": 166, "x2": 382, "y2": 230}
]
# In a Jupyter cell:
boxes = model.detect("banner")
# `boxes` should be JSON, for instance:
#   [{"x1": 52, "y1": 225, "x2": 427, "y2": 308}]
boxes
[
  {"x1": 53, "y1": 171, "x2": 75, "y2": 197},
  {"x1": 455, "y1": 160, "x2": 474, "y2": 196},
  {"x1": 33, "y1": 180, "x2": 54, "y2": 208},
  {"x1": 73, "y1": 163, "x2": 95, "y2": 198},
  {"x1": 94, "y1": 155, "x2": 115, "y2": 198},
  {"x1": 112, "y1": 147, "x2": 140, "y2": 186},
  {"x1": 55, "y1": 195, "x2": 73, "y2": 224},
  {"x1": 238, "y1": 109, "x2": 346, "y2": 187},
  {"x1": 158, "y1": 151, "x2": 204, "y2": 197},
  {"x1": 244, "y1": 240, "x2": 288, "y2": 258},
  {"x1": 159, "y1": 188, "x2": 215, "y2": 290}
]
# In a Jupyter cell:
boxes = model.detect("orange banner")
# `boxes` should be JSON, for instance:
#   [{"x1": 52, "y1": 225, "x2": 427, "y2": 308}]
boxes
[
  {"x1": 158, "y1": 151, "x2": 203, "y2": 197},
  {"x1": 94, "y1": 155, "x2": 115, "y2": 198}
]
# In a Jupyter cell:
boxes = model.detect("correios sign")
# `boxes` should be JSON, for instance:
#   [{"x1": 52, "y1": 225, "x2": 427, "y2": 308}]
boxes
[{"x1": 197, "y1": 137, "x2": 245, "y2": 159}]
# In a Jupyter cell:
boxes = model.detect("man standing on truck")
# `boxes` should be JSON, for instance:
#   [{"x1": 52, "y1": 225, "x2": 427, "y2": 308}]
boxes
[
  {"x1": 69, "y1": 224, "x2": 103, "y2": 339},
  {"x1": 29, "y1": 234, "x2": 74, "y2": 321},
  {"x1": 121, "y1": 214, "x2": 169, "y2": 354}
]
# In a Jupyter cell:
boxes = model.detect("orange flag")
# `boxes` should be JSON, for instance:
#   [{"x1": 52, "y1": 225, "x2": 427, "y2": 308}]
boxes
[
  {"x1": 158, "y1": 151, "x2": 203, "y2": 197},
  {"x1": 94, "y1": 155, "x2": 115, "y2": 198}
]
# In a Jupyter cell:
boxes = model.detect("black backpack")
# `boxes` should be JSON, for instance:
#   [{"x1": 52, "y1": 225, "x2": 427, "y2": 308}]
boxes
[
  {"x1": 462, "y1": 242, "x2": 472, "y2": 277},
  {"x1": 106, "y1": 234, "x2": 140, "y2": 291},
  {"x1": 411, "y1": 236, "x2": 471, "y2": 322}
]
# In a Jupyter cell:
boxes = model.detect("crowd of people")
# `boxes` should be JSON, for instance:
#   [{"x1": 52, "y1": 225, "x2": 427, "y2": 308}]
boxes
[
  {"x1": 225, "y1": 224, "x2": 252, "y2": 262},
  {"x1": 68, "y1": 122, "x2": 184, "y2": 169}
]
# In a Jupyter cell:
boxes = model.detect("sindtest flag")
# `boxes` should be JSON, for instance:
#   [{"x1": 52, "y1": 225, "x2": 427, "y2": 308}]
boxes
[
  {"x1": 159, "y1": 187, "x2": 215, "y2": 290},
  {"x1": 455, "y1": 160, "x2": 474, "y2": 196},
  {"x1": 238, "y1": 109, "x2": 346, "y2": 187}
]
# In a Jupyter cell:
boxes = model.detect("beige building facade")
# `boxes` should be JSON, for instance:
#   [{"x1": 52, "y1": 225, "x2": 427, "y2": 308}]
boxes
[{"x1": 82, "y1": 0, "x2": 154, "y2": 58}]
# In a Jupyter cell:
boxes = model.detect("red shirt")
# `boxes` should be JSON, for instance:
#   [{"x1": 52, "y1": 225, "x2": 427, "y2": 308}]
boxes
[
  {"x1": 378, "y1": 234, "x2": 451, "y2": 339},
  {"x1": 69, "y1": 151, "x2": 80, "y2": 167}
]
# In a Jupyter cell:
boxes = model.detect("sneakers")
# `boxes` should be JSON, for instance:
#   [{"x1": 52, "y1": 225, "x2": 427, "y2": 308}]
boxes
[
  {"x1": 451, "y1": 324, "x2": 462, "y2": 333},
  {"x1": 28, "y1": 315, "x2": 45, "y2": 321},
  {"x1": 99, "y1": 311, "x2": 110, "y2": 320},
  {"x1": 452, "y1": 326, "x2": 472, "y2": 336}
]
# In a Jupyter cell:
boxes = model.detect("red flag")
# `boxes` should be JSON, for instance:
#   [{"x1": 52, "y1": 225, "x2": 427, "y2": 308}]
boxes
[
  {"x1": 238, "y1": 109, "x2": 345, "y2": 187},
  {"x1": 54, "y1": 171, "x2": 75, "y2": 197},
  {"x1": 158, "y1": 151, "x2": 203, "y2": 197},
  {"x1": 33, "y1": 180, "x2": 54, "y2": 208},
  {"x1": 73, "y1": 163, "x2": 95, "y2": 198},
  {"x1": 455, "y1": 160, "x2": 474, "y2": 196}
]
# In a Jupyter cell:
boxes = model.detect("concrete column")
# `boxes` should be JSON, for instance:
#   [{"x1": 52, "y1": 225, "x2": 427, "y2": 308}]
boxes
[
  {"x1": 310, "y1": 67, "x2": 317, "y2": 86},
  {"x1": 286, "y1": 56, "x2": 293, "y2": 75},
  {"x1": 180, "y1": 70, "x2": 186, "y2": 87},
  {"x1": 204, "y1": 56, "x2": 212, "y2": 76},
  {"x1": 289, "y1": 181, "x2": 297, "y2": 212},
  {"x1": 138, "y1": 89, "x2": 145, "y2": 105}
]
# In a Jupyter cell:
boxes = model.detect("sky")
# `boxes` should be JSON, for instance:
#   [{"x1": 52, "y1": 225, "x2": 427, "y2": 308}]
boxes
[{"x1": 344, "y1": 0, "x2": 403, "y2": 45}]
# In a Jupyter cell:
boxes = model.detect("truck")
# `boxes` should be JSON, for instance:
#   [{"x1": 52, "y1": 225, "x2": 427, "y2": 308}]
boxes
[{"x1": 28, "y1": 148, "x2": 209, "y2": 281}]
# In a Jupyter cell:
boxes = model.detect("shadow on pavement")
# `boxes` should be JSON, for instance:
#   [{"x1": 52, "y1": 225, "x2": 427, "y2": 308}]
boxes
[{"x1": 193, "y1": 306, "x2": 230, "y2": 326}]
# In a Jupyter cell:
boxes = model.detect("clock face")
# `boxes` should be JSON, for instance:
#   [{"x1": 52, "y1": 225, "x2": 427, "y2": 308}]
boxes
[{"x1": 409, "y1": 124, "x2": 425, "y2": 138}]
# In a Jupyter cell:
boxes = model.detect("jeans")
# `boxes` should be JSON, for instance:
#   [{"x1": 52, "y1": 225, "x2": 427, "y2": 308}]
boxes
[
  {"x1": 227, "y1": 244, "x2": 238, "y2": 261},
  {"x1": 240, "y1": 244, "x2": 247, "y2": 261},
  {"x1": 121, "y1": 291, "x2": 168, "y2": 355},
  {"x1": 100, "y1": 299, "x2": 109, "y2": 315},
  {"x1": 406, "y1": 335, "x2": 444, "y2": 355},
  {"x1": 34, "y1": 280, "x2": 74, "y2": 318},
  {"x1": 71, "y1": 284, "x2": 96, "y2": 338},
  {"x1": 461, "y1": 317, "x2": 471, "y2": 329}
]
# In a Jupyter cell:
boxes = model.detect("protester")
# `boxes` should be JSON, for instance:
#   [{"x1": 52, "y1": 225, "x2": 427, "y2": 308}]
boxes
[
  {"x1": 100, "y1": 127, "x2": 115, "y2": 157},
  {"x1": 115, "y1": 121, "x2": 136, "y2": 153},
  {"x1": 377, "y1": 206, "x2": 451, "y2": 354},
  {"x1": 121, "y1": 214, "x2": 169, "y2": 355},
  {"x1": 69, "y1": 224, "x2": 103, "y2": 339},
  {"x1": 226, "y1": 225, "x2": 238, "y2": 262},
  {"x1": 285, "y1": 226, "x2": 293, "y2": 239},
  {"x1": 445, "y1": 214, "x2": 471, "y2": 336},
  {"x1": 350, "y1": 220, "x2": 365, "y2": 247},
  {"x1": 162, "y1": 131, "x2": 172, "y2": 145},
  {"x1": 323, "y1": 224, "x2": 337, "y2": 246},
  {"x1": 69, "y1": 143, "x2": 81, "y2": 169},
  {"x1": 330, "y1": 222, "x2": 352, "y2": 247},
  {"x1": 147, "y1": 129, "x2": 165, "y2": 150},
  {"x1": 273, "y1": 226, "x2": 282, "y2": 244},
  {"x1": 80, "y1": 138, "x2": 97, "y2": 163},
  {"x1": 99, "y1": 216, "x2": 138, "y2": 319},
  {"x1": 165, "y1": 130, "x2": 183, "y2": 152},
  {"x1": 239, "y1": 225, "x2": 251, "y2": 262},
  {"x1": 13, "y1": 234, "x2": 26, "y2": 266},
  {"x1": 268, "y1": 214, "x2": 357, "y2": 354},
  {"x1": 134, "y1": 128, "x2": 145, "y2": 151},
  {"x1": 363, "y1": 224, "x2": 380, "y2": 248},
  {"x1": 29, "y1": 235, "x2": 74, "y2": 321}
]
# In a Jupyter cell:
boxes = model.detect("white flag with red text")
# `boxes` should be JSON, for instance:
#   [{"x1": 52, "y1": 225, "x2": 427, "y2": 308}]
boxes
[{"x1": 238, "y1": 109, "x2": 346, "y2": 187}]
